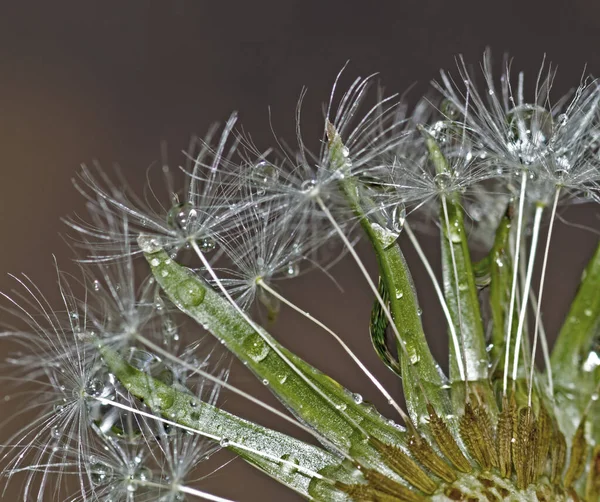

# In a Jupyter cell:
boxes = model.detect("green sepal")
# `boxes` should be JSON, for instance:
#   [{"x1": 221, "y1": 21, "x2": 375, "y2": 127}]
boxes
[
  {"x1": 280, "y1": 346, "x2": 408, "y2": 448},
  {"x1": 142, "y1": 245, "x2": 417, "y2": 475},
  {"x1": 551, "y1": 242, "x2": 600, "y2": 441},
  {"x1": 484, "y1": 205, "x2": 514, "y2": 376},
  {"x1": 420, "y1": 129, "x2": 490, "y2": 388},
  {"x1": 97, "y1": 342, "x2": 346, "y2": 499},
  {"x1": 327, "y1": 121, "x2": 452, "y2": 429}
]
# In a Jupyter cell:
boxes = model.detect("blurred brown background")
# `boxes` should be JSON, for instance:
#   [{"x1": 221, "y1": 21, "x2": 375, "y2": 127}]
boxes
[{"x1": 0, "y1": 1, "x2": 599, "y2": 500}]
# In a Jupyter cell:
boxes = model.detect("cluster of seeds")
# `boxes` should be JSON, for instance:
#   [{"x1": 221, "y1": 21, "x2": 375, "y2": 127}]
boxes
[{"x1": 1, "y1": 50, "x2": 600, "y2": 501}]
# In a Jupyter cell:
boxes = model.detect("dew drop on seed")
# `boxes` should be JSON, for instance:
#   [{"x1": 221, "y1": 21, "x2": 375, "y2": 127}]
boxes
[
  {"x1": 300, "y1": 178, "x2": 318, "y2": 194},
  {"x1": 167, "y1": 204, "x2": 198, "y2": 232},
  {"x1": 353, "y1": 393, "x2": 363, "y2": 404},
  {"x1": 286, "y1": 262, "x2": 300, "y2": 277},
  {"x1": 175, "y1": 279, "x2": 205, "y2": 307},
  {"x1": 434, "y1": 172, "x2": 453, "y2": 192},
  {"x1": 199, "y1": 237, "x2": 217, "y2": 253},
  {"x1": 90, "y1": 461, "x2": 112, "y2": 485},
  {"x1": 506, "y1": 104, "x2": 553, "y2": 162},
  {"x1": 85, "y1": 377, "x2": 113, "y2": 399},
  {"x1": 251, "y1": 160, "x2": 279, "y2": 185}
]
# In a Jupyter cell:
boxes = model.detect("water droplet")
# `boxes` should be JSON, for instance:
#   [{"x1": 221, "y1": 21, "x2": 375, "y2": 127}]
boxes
[
  {"x1": 51, "y1": 426, "x2": 61, "y2": 439},
  {"x1": 300, "y1": 178, "x2": 319, "y2": 196},
  {"x1": 85, "y1": 377, "x2": 114, "y2": 399},
  {"x1": 127, "y1": 466, "x2": 153, "y2": 492},
  {"x1": 90, "y1": 461, "x2": 112, "y2": 485},
  {"x1": 434, "y1": 172, "x2": 453, "y2": 192},
  {"x1": 175, "y1": 279, "x2": 205, "y2": 307},
  {"x1": 440, "y1": 99, "x2": 461, "y2": 120},
  {"x1": 335, "y1": 403, "x2": 347, "y2": 411},
  {"x1": 417, "y1": 308, "x2": 423, "y2": 316},
  {"x1": 150, "y1": 258, "x2": 160, "y2": 267},
  {"x1": 353, "y1": 393, "x2": 363, "y2": 404},
  {"x1": 583, "y1": 351, "x2": 600, "y2": 372},
  {"x1": 251, "y1": 160, "x2": 279, "y2": 187},
  {"x1": 242, "y1": 335, "x2": 270, "y2": 363},
  {"x1": 262, "y1": 379, "x2": 269, "y2": 386},
  {"x1": 160, "y1": 269, "x2": 169, "y2": 278},
  {"x1": 506, "y1": 104, "x2": 553, "y2": 163},
  {"x1": 371, "y1": 215, "x2": 402, "y2": 249},
  {"x1": 92, "y1": 279, "x2": 101, "y2": 292},
  {"x1": 285, "y1": 262, "x2": 300, "y2": 277},
  {"x1": 167, "y1": 203, "x2": 198, "y2": 232},
  {"x1": 395, "y1": 289, "x2": 403, "y2": 299},
  {"x1": 156, "y1": 388, "x2": 175, "y2": 409},
  {"x1": 278, "y1": 374, "x2": 288, "y2": 384},
  {"x1": 220, "y1": 437, "x2": 231, "y2": 447},
  {"x1": 198, "y1": 237, "x2": 217, "y2": 253},
  {"x1": 408, "y1": 347, "x2": 420, "y2": 365},
  {"x1": 138, "y1": 234, "x2": 162, "y2": 254}
]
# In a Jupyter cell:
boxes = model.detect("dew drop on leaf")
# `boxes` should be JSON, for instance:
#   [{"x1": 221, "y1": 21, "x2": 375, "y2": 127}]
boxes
[{"x1": 176, "y1": 279, "x2": 206, "y2": 307}]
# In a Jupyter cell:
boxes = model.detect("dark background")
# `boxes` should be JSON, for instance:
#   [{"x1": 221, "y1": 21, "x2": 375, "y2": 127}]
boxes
[{"x1": 0, "y1": 1, "x2": 599, "y2": 500}]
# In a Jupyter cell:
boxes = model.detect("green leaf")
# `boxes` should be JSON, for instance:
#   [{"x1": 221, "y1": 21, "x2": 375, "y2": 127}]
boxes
[{"x1": 97, "y1": 343, "x2": 348, "y2": 499}]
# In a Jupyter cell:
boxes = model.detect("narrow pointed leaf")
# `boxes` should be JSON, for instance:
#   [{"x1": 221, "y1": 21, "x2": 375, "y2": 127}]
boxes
[
  {"x1": 98, "y1": 343, "x2": 345, "y2": 499},
  {"x1": 141, "y1": 245, "x2": 410, "y2": 469},
  {"x1": 328, "y1": 122, "x2": 452, "y2": 427},
  {"x1": 421, "y1": 130, "x2": 489, "y2": 385},
  {"x1": 551, "y1": 242, "x2": 600, "y2": 440},
  {"x1": 481, "y1": 205, "x2": 514, "y2": 375}
]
